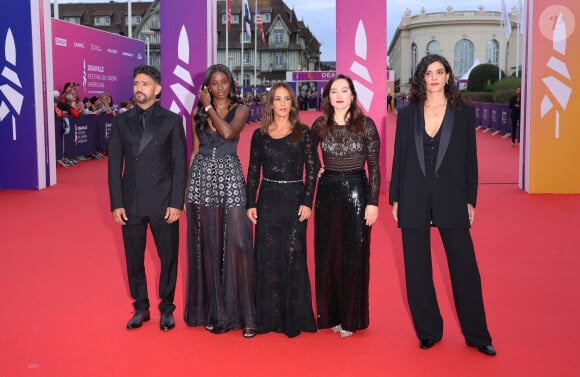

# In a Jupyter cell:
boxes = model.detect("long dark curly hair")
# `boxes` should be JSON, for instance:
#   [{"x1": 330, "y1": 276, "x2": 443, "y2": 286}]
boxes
[
  {"x1": 260, "y1": 82, "x2": 304, "y2": 143},
  {"x1": 317, "y1": 74, "x2": 366, "y2": 139},
  {"x1": 194, "y1": 64, "x2": 241, "y2": 131},
  {"x1": 409, "y1": 54, "x2": 463, "y2": 110}
]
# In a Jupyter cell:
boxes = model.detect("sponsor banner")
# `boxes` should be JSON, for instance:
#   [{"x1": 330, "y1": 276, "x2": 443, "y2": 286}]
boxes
[
  {"x1": 51, "y1": 19, "x2": 144, "y2": 106},
  {"x1": 0, "y1": 1, "x2": 41, "y2": 189},
  {"x1": 523, "y1": 0, "x2": 580, "y2": 192},
  {"x1": 160, "y1": 0, "x2": 208, "y2": 148},
  {"x1": 292, "y1": 71, "x2": 336, "y2": 81},
  {"x1": 336, "y1": 0, "x2": 387, "y2": 191}
]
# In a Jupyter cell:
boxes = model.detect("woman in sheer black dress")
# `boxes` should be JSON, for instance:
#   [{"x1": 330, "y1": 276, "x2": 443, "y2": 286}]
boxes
[
  {"x1": 184, "y1": 64, "x2": 256, "y2": 338},
  {"x1": 312, "y1": 74, "x2": 380, "y2": 338},
  {"x1": 246, "y1": 82, "x2": 318, "y2": 337}
]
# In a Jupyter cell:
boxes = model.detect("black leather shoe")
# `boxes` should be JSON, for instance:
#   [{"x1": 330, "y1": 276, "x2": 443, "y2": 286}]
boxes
[
  {"x1": 160, "y1": 313, "x2": 175, "y2": 331},
  {"x1": 478, "y1": 344, "x2": 497, "y2": 356},
  {"x1": 419, "y1": 338, "x2": 438, "y2": 349},
  {"x1": 126, "y1": 310, "x2": 150, "y2": 329}
]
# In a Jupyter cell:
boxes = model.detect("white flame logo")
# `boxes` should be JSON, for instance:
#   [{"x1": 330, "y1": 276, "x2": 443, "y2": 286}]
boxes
[
  {"x1": 349, "y1": 20, "x2": 373, "y2": 112},
  {"x1": 169, "y1": 25, "x2": 196, "y2": 128},
  {"x1": 0, "y1": 28, "x2": 24, "y2": 141},
  {"x1": 540, "y1": 12, "x2": 572, "y2": 139}
]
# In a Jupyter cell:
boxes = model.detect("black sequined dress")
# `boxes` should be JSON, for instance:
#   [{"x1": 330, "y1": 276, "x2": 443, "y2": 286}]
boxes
[
  {"x1": 246, "y1": 125, "x2": 318, "y2": 337},
  {"x1": 311, "y1": 116, "x2": 381, "y2": 332},
  {"x1": 184, "y1": 107, "x2": 256, "y2": 332}
]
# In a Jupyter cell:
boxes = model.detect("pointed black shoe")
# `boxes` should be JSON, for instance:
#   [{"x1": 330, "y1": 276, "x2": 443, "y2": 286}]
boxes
[
  {"x1": 419, "y1": 338, "x2": 439, "y2": 349},
  {"x1": 160, "y1": 313, "x2": 175, "y2": 331},
  {"x1": 126, "y1": 310, "x2": 150, "y2": 329},
  {"x1": 478, "y1": 344, "x2": 497, "y2": 356}
]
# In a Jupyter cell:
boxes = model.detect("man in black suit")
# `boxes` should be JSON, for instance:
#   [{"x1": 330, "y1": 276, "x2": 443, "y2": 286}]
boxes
[
  {"x1": 509, "y1": 87, "x2": 521, "y2": 147},
  {"x1": 108, "y1": 65, "x2": 187, "y2": 331}
]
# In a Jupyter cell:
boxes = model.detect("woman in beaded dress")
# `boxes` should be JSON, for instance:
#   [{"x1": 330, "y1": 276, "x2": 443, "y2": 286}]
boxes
[
  {"x1": 246, "y1": 83, "x2": 318, "y2": 338},
  {"x1": 312, "y1": 74, "x2": 380, "y2": 338},
  {"x1": 184, "y1": 64, "x2": 256, "y2": 338}
]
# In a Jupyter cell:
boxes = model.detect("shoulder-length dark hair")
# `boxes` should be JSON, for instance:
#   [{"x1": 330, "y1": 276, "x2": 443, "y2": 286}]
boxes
[
  {"x1": 409, "y1": 54, "x2": 463, "y2": 109},
  {"x1": 194, "y1": 64, "x2": 241, "y2": 130},
  {"x1": 317, "y1": 74, "x2": 366, "y2": 139},
  {"x1": 260, "y1": 82, "x2": 304, "y2": 143}
]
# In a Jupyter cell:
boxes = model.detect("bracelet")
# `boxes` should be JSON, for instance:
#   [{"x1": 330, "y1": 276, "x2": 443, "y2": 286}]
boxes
[{"x1": 204, "y1": 105, "x2": 213, "y2": 112}]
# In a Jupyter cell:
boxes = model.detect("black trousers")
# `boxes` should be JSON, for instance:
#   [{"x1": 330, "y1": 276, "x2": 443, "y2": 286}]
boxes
[
  {"x1": 401, "y1": 227, "x2": 492, "y2": 347},
  {"x1": 511, "y1": 117, "x2": 519, "y2": 143},
  {"x1": 122, "y1": 214, "x2": 179, "y2": 314}
]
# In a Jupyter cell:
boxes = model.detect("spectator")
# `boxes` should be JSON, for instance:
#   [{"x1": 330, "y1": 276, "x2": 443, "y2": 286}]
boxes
[{"x1": 509, "y1": 87, "x2": 521, "y2": 147}]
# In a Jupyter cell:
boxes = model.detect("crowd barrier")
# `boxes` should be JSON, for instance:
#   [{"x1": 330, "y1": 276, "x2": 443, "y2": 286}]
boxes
[
  {"x1": 394, "y1": 101, "x2": 514, "y2": 137},
  {"x1": 55, "y1": 104, "x2": 265, "y2": 162},
  {"x1": 55, "y1": 114, "x2": 114, "y2": 161}
]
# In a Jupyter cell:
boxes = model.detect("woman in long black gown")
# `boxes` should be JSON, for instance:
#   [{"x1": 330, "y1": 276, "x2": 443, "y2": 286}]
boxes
[
  {"x1": 246, "y1": 82, "x2": 318, "y2": 337},
  {"x1": 184, "y1": 64, "x2": 256, "y2": 338},
  {"x1": 312, "y1": 74, "x2": 380, "y2": 338}
]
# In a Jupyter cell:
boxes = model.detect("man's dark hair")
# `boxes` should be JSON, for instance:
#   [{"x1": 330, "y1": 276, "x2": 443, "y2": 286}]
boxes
[{"x1": 133, "y1": 65, "x2": 161, "y2": 84}]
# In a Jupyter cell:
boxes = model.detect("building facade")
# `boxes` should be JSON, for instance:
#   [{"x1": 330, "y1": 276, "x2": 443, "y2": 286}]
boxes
[
  {"x1": 52, "y1": 0, "x2": 322, "y2": 87},
  {"x1": 217, "y1": 0, "x2": 322, "y2": 88},
  {"x1": 388, "y1": 5, "x2": 523, "y2": 93}
]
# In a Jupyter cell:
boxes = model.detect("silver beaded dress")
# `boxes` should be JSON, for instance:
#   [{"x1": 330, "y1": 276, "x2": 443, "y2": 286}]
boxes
[{"x1": 184, "y1": 106, "x2": 256, "y2": 332}]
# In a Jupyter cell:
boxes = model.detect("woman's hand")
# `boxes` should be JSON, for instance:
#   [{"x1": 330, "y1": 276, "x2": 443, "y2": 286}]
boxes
[
  {"x1": 297, "y1": 205, "x2": 311, "y2": 222},
  {"x1": 365, "y1": 205, "x2": 379, "y2": 226},
  {"x1": 392, "y1": 201, "x2": 398, "y2": 222},
  {"x1": 467, "y1": 203, "x2": 475, "y2": 225},
  {"x1": 317, "y1": 166, "x2": 325, "y2": 178},
  {"x1": 246, "y1": 208, "x2": 257, "y2": 225},
  {"x1": 198, "y1": 86, "x2": 212, "y2": 108}
]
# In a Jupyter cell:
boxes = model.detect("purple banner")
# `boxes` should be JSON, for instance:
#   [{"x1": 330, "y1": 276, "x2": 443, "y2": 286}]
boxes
[
  {"x1": 160, "y1": 0, "x2": 208, "y2": 151},
  {"x1": 292, "y1": 71, "x2": 336, "y2": 81},
  {"x1": 51, "y1": 19, "x2": 145, "y2": 107},
  {"x1": 1, "y1": 1, "x2": 41, "y2": 189}
]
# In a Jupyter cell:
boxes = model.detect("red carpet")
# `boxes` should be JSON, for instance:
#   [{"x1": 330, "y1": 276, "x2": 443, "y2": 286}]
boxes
[{"x1": 0, "y1": 111, "x2": 578, "y2": 376}]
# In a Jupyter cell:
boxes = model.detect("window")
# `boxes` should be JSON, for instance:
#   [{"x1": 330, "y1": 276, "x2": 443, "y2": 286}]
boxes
[
  {"x1": 454, "y1": 39, "x2": 474, "y2": 77},
  {"x1": 63, "y1": 16, "x2": 80, "y2": 24},
  {"x1": 124, "y1": 15, "x2": 142, "y2": 25},
  {"x1": 427, "y1": 40, "x2": 441, "y2": 55},
  {"x1": 242, "y1": 74, "x2": 250, "y2": 87},
  {"x1": 274, "y1": 31, "x2": 284, "y2": 44},
  {"x1": 274, "y1": 52, "x2": 284, "y2": 66},
  {"x1": 410, "y1": 43, "x2": 418, "y2": 78},
  {"x1": 243, "y1": 51, "x2": 250, "y2": 64},
  {"x1": 241, "y1": 31, "x2": 251, "y2": 43},
  {"x1": 94, "y1": 16, "x2": 111, "y2": 26},
  {"x1": 222, "y1": 14, "x2": 239, "y2": 24},
  {"x1": 486, "y1": 39, "x2": 499, "y2": 65}
]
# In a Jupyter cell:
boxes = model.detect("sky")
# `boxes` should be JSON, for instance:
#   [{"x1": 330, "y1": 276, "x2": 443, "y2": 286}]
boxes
[{"x1": 51, "y1": 0, "x2": 521, "y2": 61}]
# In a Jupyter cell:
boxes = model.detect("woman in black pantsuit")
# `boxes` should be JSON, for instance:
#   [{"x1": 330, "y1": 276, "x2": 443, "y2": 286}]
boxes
[{"x1": 389, "y1": 54, "x2": 496, "y2": 355}]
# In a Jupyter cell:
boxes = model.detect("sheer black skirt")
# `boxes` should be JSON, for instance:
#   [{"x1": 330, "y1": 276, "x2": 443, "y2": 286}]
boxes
[
  {"x1": 314, "y1": 169, "x2": 371, "y2": 332},
  {"x1": 254, "y1": 180, "x2": 317, "y2": 337}
]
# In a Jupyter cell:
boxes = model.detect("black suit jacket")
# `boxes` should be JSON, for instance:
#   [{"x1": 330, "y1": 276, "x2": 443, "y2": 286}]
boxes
[
  {"x1": 389, "y1": 102, "x2": 478, "y2": 228},
  {"x1": 108, "y1": 103, "x2": 187, "y2": 217}
]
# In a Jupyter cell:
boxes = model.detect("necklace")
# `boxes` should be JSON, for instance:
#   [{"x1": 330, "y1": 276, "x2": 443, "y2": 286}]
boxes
[{"x1": 425, "y1": 101, "x2": 447, "y2": 117}]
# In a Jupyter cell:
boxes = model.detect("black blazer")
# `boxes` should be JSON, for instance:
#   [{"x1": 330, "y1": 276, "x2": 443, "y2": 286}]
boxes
[
  {"x1": 389, "y1": 102, "x2": 478, "y2": 228},
  {"x1": 108, "y1": 103, "x2": 187, "y2": 217}
]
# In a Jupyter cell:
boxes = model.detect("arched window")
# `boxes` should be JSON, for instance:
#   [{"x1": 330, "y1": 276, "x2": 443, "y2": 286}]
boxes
[
  {"x1": 454, "y1": 39, "x2": 474, "y2": 77},
  {"x1": 486, "y1": 39, "x2": 499, "y2": 65},
  {"x1": 411, "y1": 43, "x2": 418, "y2": 78},
  {"x1": 427, "y1": 40, "x2": 441, "y2": 55}
]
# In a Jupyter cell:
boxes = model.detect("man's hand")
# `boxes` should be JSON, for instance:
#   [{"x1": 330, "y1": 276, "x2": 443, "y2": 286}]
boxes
[
  {"x1": 165, "y1": 207, "x2": 181, "y2": 224},
  {"x1": 246, "y1": 208, "x2": 257, "y2": 225},
  {"x1": 112, "y1": 208, "x2": 128, "y2": 225}
]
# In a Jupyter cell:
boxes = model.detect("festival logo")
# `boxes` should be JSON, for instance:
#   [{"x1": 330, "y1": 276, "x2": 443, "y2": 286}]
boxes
[
  {"x1": 540, "y1": 8, "x2": 574, "y2": 138},
  {"x1": 168, "y1": 25, "x2": 196, "y2": 121},
  {"x1": 349, "y1": 20, "x2": 373, "y2": 112},
  {"x1": 0, "y1": 28, "x2": 24, "y2": 141}
]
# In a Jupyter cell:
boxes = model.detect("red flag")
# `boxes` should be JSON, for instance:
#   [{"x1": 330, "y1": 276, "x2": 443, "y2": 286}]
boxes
[
  {"x1": 256, "y1": 5, "x2": 265, "y2": 44},
  {"x1": 227, "y1": 0, "x2": 231, "y2": 31}
]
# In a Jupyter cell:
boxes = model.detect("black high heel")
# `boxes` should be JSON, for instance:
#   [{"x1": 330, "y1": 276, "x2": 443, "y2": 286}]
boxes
[{"x1": 243, "y1": 328, "x2": 257, "y2": 338}]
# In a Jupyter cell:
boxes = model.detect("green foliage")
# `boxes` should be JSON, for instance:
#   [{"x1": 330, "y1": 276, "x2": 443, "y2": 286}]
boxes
[
  {"x1": 461, "y1": 92, "x2": 494, "y2": 103},
  {"x1": 467, "y1": 64, "x2": 506, "y2": 92}
]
